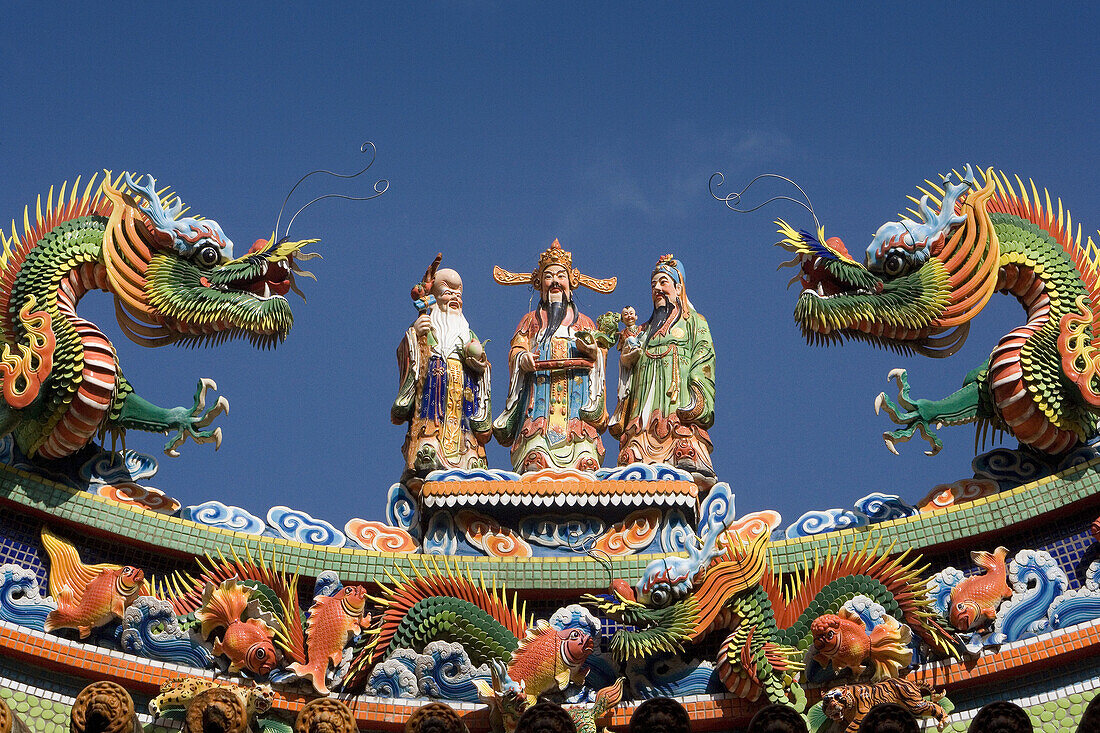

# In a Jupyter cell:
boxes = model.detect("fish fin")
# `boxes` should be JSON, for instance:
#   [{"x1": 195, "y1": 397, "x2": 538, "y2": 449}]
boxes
[
  {"x1": 57, "y1": 587, "x2": 75, "y2": 607},
  {"x1": 328, "y1": 651, "x2": 342, "y2": 667},
  {"x1": 555, "y1": 667, "x2": 571, "y2": 690},
  {"x1": 570, "y1": 666, "x2": 587, "y2": 686},
  {"x1": 212, "y1": 638, "x2": 225, "y2": 658},
  {"x1": 78, "y1": 625, "x2": 92, "y2": 639},
  {"x1": 111, "y1": 596, "x2": 126, "y2": 617}
]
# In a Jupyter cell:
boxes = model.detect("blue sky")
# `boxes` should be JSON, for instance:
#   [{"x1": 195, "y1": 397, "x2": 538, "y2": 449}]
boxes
[{"x1": 3, "y1": 4, "x2": 1100, "y2": 530}]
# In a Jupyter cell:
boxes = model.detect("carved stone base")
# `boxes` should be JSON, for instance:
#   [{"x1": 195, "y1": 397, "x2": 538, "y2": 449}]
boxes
[
  {"x1": 515, "y1": 701, "x2": 576, "y2": 733},
  {"x1": 70, "y1": 682, "x2": 137, "y2": 733},
  {"x1": 857, "y1": 703, "x2": 917, "y2": 733},
  {"x1": 747, "y1": 703, "x2": 807, "y2": 733},
  {"x1": 296, "y1": 698, "x2": 358, "y2": 733},
  {"x1": 970, "y1": 701, "x2": 1033, "y2": 733},
  {"x1": 184, "y1": 688, "x2": 248, "y2": 733},
  {"x1": 404, "y1": 702, "x2": 468, "y2": 733},
  {"x1": 629, "y1": 697, "x2": 690, "y2": 733}
]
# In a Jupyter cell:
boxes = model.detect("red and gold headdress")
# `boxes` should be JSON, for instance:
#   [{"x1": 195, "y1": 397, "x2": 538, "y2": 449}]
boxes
[{"x1": 493, "y1": 239, "x2": 616, "y2": 294}]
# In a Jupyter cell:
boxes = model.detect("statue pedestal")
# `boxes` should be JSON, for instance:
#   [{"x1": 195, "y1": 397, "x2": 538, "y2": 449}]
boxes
[{"x1": 415, "y1": 465, "x2": 704, "y2": 558}]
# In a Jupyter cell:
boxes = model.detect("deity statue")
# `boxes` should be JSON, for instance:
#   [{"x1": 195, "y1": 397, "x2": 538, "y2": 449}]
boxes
[
  {"x1": 610, "y1": 254, "x2": 716, "y2": 477},
  {"x1": 393, "y1": 255, "x2": 492, "y2": 481},
  {"x1": 492, "y1": 240, "x2": 617, "y2": 473}
]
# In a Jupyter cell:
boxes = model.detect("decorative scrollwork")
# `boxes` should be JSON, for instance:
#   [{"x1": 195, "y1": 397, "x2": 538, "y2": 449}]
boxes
[
  {"x1": 857, "y1": 703, "x2": 919, "y2": 733},
  {"x1": 746, "y1": 704, "x2": 808, "y2": 733},
  {"x1": 70, "y1": 682, "x2": 136, "y2": 733},
  {"x1": 969, "y1": 701, "x2": 1032, "y2": 733},
  {"x1": 628, "y1": 697, "x2": 689, "y2": 733},
  {"x1": 515, "y1": 701, "x2": 576, "y2": 733},
  {"x1": 403, "y1": 701, "x2": 468, "y2": 733},
  {"x1": 295, "y1": 698, "x2": 357, "y2": 733},
  {"x1": 183, "y1": 688, "x2": 248, "y2": 733}
]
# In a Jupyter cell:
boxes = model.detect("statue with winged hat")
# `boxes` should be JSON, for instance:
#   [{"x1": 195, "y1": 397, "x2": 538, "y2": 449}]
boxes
[{"x1": 492, "y1": 240, "x2": 616, "y2": 473}]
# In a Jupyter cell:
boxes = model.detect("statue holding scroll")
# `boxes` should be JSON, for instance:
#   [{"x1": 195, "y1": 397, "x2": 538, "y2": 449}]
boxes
[{"x1": 492, "y1": 240, "x2": 616, "y2": 473}]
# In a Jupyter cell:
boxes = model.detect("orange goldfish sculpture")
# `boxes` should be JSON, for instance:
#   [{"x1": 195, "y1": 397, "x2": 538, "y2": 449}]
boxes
[
  {"x1": 288, "y1": 585, "x2": 373, "y2": 695},
  {"x1": 949, "y1": 547, "x2": 1012, "y2": 632},
  {"x1": 196, "y1": 579, "x2": 278, "y2": 675},
  {"x1": 811, "y1": 607, "x2": 913, "y2": 679},
  {"x1": 508, "y1": 622, "x2": 594, "y2": 705},
  {"x1": 40, "y1": 527, "x2": 146, "y2": 638}
]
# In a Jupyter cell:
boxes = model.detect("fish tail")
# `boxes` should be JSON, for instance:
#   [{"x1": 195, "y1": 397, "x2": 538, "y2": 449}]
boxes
[
  {"x1": 197, "y1": 581, "x2": 250, "y2": 635},
  {"x1": 290, "y1": 660, "x2": 330, "y2": 695}
]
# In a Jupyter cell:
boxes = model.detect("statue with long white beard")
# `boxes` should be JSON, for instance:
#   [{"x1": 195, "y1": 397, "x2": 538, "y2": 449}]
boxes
[
  {"x1": 611, "y1": 254, "x2": 716, "y2": 479},
  {"x1": 393, "y1": 255, "x2": 492, "y2": 482},
  {"x1": 492, "y1": 240, "x2": 617, "y2": 473}
]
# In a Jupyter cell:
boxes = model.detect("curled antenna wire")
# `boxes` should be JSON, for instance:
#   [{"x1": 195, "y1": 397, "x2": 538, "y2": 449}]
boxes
[
  {"x1": 709, "y1": 172, "x2": 822, "y2": 232},
  {"x1": 276, "y1": 141, "x2": 390, "y2": 241},
  {"x1": 567, "y1": 528, "x2": 615, "y2": 588}
]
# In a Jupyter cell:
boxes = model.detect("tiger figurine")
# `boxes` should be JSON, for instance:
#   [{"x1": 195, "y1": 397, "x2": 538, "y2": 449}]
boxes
[
  {"x1": 821, "y1": 677, "x2": 947, "y2": 733},
  {"x1": 148, "y1": 676, "x2": 273, "y2": 719}
]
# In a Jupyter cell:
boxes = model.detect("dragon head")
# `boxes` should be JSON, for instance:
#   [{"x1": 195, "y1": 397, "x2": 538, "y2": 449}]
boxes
[
  {"x1": 776, "y1": 165, "x2": 999, "y2": 357},
  {"x1": 102, "y1": 173, "x2": 319, "y2": 348},
  {"x1": 583, "y1": 531, "x2": 770, "y2": 661}
]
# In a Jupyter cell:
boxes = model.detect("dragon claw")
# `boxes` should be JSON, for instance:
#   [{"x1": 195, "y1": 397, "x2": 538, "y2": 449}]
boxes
[
  {"x1": 162, "y1": 379, "x2": 230, "y2": 457},
  {"x1": 877, "y1": 370, "x2": 944, "y2": 456}
]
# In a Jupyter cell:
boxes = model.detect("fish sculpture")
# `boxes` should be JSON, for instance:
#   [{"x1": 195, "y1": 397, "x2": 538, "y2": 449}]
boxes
[
  {"x1": 40, "y1": 527, "x2": 146, "y2": 638},
  {"x1": 196, "y1": 578, "x2": 277, "y2": 675},
  {"x1": 949, "y1": 547, "x2": 1012, "y2": 632},
  {"x1": 288, "y1": 585, "x2": 373, "y2": 695},
  {"x1": 507, "y1": 621, "x2": 593, "y2": 705},
  {"x1": 811, "y1": 608, "x2": 913, "y2": 679}
]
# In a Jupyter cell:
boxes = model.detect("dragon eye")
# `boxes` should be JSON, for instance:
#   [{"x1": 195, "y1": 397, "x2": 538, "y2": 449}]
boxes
[
  {"x1": 195, "y1": 244, "x2": 221, "y2": 267},
  {"x1": 649, "y1": 586, "x2": 671, "y2": 608},
  {"x1": 882, "y1": 252, "x2": 907, "y2": 277}
]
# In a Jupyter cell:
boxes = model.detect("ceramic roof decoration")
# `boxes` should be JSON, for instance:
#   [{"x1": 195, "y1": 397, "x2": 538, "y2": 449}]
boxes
[{"x1": 0, "y1": 166, "x2": 1099, "y2": 733}]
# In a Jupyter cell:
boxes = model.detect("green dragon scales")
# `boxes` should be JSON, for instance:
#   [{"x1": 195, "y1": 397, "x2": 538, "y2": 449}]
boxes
[
  {"x1": 0, "y1": 172, "x2": 316, "y2": 459},
  {"x1": 772, "y1": 165, "x2": 1100, "y2": 456}
]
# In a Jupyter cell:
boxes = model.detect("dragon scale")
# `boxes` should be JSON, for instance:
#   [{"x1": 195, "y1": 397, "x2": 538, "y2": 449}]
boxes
[
  {"x1": 0, "y1": 173, "x2": 316, "y2": 459},
  {"x1": 776, "y1": 166, "x2": 1100, "y2": 455}
]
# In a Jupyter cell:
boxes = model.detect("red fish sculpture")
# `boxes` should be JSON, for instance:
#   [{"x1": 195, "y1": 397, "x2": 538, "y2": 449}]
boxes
[
  {"x1": 949, "y1": 546, "x2": 1012, "y2": 632},
  {"x1": 289, "y1": 585, "x2": 373, "y2": 695},
  {"x1": 508, "y1": 622, "x2": 594, "y2": 705},
  {"x1": 40, "y1": 527, "x2": 146, "y2": 638},
  {"x1": 196, "y1": 579, "x2": 277, "y2": 675},
  {"x1": 811, "y1": 607, "x2": 912, "y2": 679}
]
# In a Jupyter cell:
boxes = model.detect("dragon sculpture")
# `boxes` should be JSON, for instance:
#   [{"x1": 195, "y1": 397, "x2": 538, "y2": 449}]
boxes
[
  {"x1": 583, "y1": 531, "x2": 957, "y2": 711},
  {"x1": 772, "y1": 165, "x2": 1100, "y2": 456},
  {"x1": 0, "y1": 172, "x2": 316, "y2": 459}
]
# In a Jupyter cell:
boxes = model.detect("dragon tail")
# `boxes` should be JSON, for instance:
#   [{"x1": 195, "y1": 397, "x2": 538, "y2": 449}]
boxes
[
  {"x1": 342, "y1": 556, "x2": 528, "y2": 692},
  {"x1": 763, "y1": 537, "x2": 959, "y2": 657}
]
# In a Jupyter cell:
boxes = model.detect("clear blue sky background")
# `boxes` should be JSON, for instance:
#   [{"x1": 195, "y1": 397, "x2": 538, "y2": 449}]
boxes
[{"x1": 3, "y1": 4, "x2": 1098, "y2": 530}]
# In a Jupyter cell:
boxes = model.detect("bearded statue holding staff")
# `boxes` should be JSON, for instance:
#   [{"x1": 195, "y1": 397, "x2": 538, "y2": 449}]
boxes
[
  {"x1": 611, "y1": 254, "x2": 716, "y2": 478},
  {"x1": 492, "y1": 240, "x2": 617, "y2": 473},
  {"x1": 393, "y1": 254, "x2": 492, "y2": 482}
]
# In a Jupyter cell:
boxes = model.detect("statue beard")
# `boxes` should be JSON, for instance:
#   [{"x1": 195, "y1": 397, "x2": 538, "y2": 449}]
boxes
[
  {"x1": 430, "y1": 305, "x2": 470, "y2": 355},
  {"x1": 644, "y1": 303, "x2": 678, "y2": 345},
  {"x1": 538, "y1": 296, "x2": 574, "y2": 351}
]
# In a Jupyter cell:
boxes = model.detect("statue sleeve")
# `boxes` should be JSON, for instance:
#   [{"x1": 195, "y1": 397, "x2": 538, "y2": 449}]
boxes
[
  {"x1": 391, "y1": 327, "x2": 420, "y2": 424},
  {"x1": 467, "y1": 329, "x2": 493, "y2": 440},
  {"x1": 491, "y1": 315, "x2": 534, "y2": 446},
  {"x1": 680, "y1": 313, "x2": 716, "y2": 429}
]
